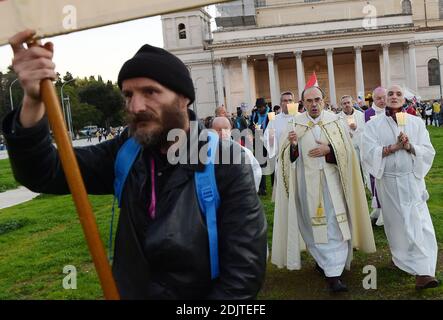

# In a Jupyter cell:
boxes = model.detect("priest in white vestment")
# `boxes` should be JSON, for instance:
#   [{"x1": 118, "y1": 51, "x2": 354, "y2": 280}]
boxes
[
  {"x1": 272, "y1": 86, "x2": 376, "y2": 292},
  {"x1": 338, "y1": 95, "x2": 365, "y2": 160},
  {"x1": 361, "y1": 85, "x2": 440, "y2": 290},
  {"x1": 265, "y1": 92, "x2": 298, "y2": 200}
]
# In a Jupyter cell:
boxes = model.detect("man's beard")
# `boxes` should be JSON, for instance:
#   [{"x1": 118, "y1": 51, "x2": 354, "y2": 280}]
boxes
[{"x1": 126, "y1": 97, "x2": 188, "y2": 149}]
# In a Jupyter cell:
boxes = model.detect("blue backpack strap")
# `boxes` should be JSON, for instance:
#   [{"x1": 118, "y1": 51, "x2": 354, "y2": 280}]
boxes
[
  {"x1": 195, "y1": 131, "x2": 221, "y2": 279},
  {"x1": 109, "y1": 137, "x2": 141, "y2": 262},
  {"x1": 114, "y1": 137, "x2": 142, "y2": 207}
]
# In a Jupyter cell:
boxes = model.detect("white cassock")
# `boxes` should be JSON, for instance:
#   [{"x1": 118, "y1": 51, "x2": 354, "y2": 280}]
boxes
[
  {"x1": 339, "y1": 109, "x2": 365, "y2": 161},
  {"x1": 265, "y1": 112, "x2": 295, "y2": 200},
  {"x1": 272, "y1": 111, "x2": 376, "y2": 276},
  {"x1": 361, "y1": 112, "x2": 437, "y2": 276}
]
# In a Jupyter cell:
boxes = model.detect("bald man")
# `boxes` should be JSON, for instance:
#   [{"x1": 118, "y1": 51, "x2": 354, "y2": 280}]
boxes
[
  {"x1": 273, "y1": 86, "x2": 375, "y2": 292},
  {"x1": 364, "y1": 86, "x2": 387, "y2": 227},
  {"x1": 212, "y1": 117, "x2": 262, "y2": 191},
  {"x1": 362, "y1": 85, "x2": 439, "y2": 290},
  {"x1": 339, "y1": 95, "x2": 364, "y2": 158},
  {"x1": 215, "y1": 105, "x2": 228, "y2": 118}
]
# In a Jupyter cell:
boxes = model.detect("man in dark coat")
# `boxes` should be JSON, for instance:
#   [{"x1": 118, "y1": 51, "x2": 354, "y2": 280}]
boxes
[
  {"x1": 249, "y1": 98, "x2": 270, "y2": 195},
  {"x1": 3, "y1": 30, "x2": 267, "y2": 300}
]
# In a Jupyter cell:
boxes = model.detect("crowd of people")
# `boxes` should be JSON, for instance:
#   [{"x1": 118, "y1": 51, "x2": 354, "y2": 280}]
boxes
[
  {"x1": 209, "y1": 85, "x2": 440, "y2": 293},
  {"x1": 1, "y1": 29, "x2": 440, "y2": 299}
]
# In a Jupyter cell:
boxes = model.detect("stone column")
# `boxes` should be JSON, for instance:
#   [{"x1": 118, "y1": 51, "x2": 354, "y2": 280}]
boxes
[
  {"x1": 274, "y1": 57, "x2": 281, "y2": 101},
  {"x1": 382, "y1": 43, "x2": 391, "y2": 88},
  {"x1": 408, "y1": 42, "x2": 418, "y2": 93},
  {"x1": 295, "y1": 50, "x2": 306, "y2": 100},
  {"x1": 240, "y1": 55, "x2": 252, "y2": 107},
  {"x1": 326, "y1": 48, "x2": 337, "y2": 106},
  {"x1": 354, "y1": 46, "x2": 365, "y2": 100},
  {"x1": 214, "y1": 58, "x2": 225, "y2": 107},
  {"x1": 267, "y1": 53, "x2": 279, "y2": 107}
]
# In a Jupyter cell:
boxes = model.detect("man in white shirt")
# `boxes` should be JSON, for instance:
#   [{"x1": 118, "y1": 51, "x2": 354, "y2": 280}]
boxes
[{"x1": 212, "y1": 117, "x2": 262, "y2": 191}]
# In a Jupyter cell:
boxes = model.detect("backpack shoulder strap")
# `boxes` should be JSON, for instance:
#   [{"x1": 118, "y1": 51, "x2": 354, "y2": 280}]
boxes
[
  {"x1": 195, "y1": 131, "x2": 220, "y2": 279},
  {"x1": 114, "y1": 137, "x2": 142, "y2": 208}
]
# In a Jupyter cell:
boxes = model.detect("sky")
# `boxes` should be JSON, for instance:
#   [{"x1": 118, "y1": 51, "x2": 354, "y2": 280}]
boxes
[
  {"x1": 0, "y1": 16, "x2": 164, "y2": 83},
  {"x1": 0, "y1": 4, "x2": 218, "y2": 83}
]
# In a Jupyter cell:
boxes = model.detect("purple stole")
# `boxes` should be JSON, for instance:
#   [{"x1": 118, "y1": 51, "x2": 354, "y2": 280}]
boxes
[
  {"x1": 363, "y1": 107, "x2": 381, "y2": 208},
  {"x1": 364, "y1": 107, "x2": 376, "y2": 123}
]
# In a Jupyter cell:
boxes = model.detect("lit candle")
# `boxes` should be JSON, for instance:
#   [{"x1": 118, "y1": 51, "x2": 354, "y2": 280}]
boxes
[
  {"x1": 396, "y1": 112, "x2": 407, "y2": 127},
  {"x1": 347, "y1": 116, "x2": 355, "y2": 126},
  {"x1": 288, "y1": 103, "x2": 299, "y2": 116},
  {"x1": 268, "y1": 112, "x2": 276, "y2": 121}
]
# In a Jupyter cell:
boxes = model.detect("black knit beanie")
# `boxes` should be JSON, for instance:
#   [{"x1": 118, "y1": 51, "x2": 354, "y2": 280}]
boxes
[{"x1": 118, "y1": 44, "x2": 195, "y2": 105}]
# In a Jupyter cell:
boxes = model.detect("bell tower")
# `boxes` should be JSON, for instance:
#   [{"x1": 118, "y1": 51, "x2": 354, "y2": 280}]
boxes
[
  {"x1": 161, "y1": 8, "x2": 219, "y2": 118},
  {"x1": 161, "y1": 8, "x2": 212, "y2": 51}
]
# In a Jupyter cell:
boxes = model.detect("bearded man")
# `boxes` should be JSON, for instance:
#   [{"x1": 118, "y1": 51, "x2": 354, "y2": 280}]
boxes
[{"x1": 2, "y1": 30, "x2": 267, "y2": 300}]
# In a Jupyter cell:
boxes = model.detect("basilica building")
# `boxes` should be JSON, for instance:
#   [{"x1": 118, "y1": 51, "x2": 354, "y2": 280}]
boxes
[{"x1": 161, "y1": 0, "x2": 443, "y2": 117}]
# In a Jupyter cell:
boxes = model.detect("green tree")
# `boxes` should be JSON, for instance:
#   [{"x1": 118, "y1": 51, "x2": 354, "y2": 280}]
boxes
[
  {"x1": 71, "y1": 103, "x2": 103, "y2": 132},
  {"x1": 0, "y1": 67, "x2": 23, "y2": 120},
  {"x1": 78, "y1": 79, "x2": 124, "y2": 128},
  {"x1": 63, "y1": 72, "x2": 74, "y2": 83}
]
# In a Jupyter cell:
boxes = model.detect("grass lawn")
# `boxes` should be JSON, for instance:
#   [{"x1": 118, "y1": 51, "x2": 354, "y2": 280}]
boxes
[
  {"x1": 0, "y1": 126, "x2": 442, "y2": 299},
  {"x1": 0, "y1": 159, "x2": 20, "y2": 192}
]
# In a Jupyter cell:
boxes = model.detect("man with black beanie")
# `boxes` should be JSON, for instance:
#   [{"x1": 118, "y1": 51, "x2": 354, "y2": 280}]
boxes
[{"x1": 2, "y1": 29, "x2": 267, "y2": 300}]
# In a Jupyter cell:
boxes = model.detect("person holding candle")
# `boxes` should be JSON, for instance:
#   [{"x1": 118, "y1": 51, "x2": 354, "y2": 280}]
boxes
[
  {"x1": 361, "y1": 85, "x2": 439, "y2": 290},
  {"x1": 339, "y1": 95, "x2": 365, "y2": 160},
  {"x1": 265, "y1": 92, "x2": 298, "y2": 197},
  {"x1": 272, "y1": 86, "x2": 376, "y2": 292}
]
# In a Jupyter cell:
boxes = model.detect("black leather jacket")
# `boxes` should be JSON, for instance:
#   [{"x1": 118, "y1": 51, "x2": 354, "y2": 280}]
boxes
[{"x1": 2, "y1": 109, "x2": 267, "y2": 300}]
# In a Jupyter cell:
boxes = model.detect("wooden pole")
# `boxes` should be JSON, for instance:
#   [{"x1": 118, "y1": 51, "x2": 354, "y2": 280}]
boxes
[{"x1": 28, "y1": 39, "x2": 120, "y2": 300}]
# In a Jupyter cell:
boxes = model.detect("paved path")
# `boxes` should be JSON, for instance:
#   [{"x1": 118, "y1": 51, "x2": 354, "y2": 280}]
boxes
[
  {"x1": 0, "y1": 138, "x2": 101, "y2": 160},
  {"x1": 0, "y1": 138, "x2": 103, "y2": 209},
  {"x1": 0, "y1": 186, "x2": 40, "y2": 210}
]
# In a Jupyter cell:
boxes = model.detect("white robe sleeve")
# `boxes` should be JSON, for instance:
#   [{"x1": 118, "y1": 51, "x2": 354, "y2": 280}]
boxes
[
  {"x1": 264, "y1": 120, "x2": 278, "y2": 159},
  {"x1": 352, "y1": 111, "x2": 365, "y2": 150},
  {"x1": 243, "y1": 147, "x2": 262, "y2": 192},
  {"x1": 411, "y1": 119, "x2": 436, "y2": 180},
  {"x1": 361, "y1": 120, "x2": 386, "y2": 179}
]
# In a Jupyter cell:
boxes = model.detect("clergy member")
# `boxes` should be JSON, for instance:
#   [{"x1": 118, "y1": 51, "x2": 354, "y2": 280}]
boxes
[
  {"x1": 272, "y1": 86, "x2": 376, "y2": 292},
  {"x1": 265, "y1": 92, "x2": 297, "y2": 199},
  {"x1": 361, "y1": 84, "x2": 440, "y2": 290},
  {"x1": 364, "y1": 86, "x2": 387, "y2": 226},
  {"x1": 338, "y1": 95, "x2": 365, "y2": 160}
]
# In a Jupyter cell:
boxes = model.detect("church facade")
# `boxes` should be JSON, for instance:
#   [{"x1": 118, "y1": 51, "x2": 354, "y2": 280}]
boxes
[{"x1": 161, "y1": 0, "x2": 443, "y2": 118}]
